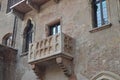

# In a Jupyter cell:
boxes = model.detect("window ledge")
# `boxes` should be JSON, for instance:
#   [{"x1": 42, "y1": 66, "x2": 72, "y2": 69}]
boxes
[
  {"x1": 20, "y1": 51, "x2": 28, "y2": 57},
  {"x1": 89, "y1": 23, "x2": 112, "y2": 33}
]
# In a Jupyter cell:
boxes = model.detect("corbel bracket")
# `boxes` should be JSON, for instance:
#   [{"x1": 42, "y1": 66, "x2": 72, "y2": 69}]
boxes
[
  {"x1": 26, "y1": 0, "x2": 40, "y2": 12},
  {"x1": 56, "y1": 57, "x2": 73, "y2": 77},
  {"x1": 31, "y1": 64, "x2": 46, "y2": 80},
  {"x1": 12, "y1": 9, "x2": 24, "y2": 20}
]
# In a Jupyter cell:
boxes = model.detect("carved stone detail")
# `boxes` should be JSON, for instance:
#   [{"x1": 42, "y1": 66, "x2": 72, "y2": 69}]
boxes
[
  {"x1": 31, "y1": 64, "x2": 45, "y2": 80},
  {"x1": 56, "y1": 57, "x2": 73, "y2": 77},
  {"x1": 64, "y1": 34, "x2": 73, "y2": 54},
  {"x1": 28, "y1": 33, "x2": 74, "y2": 79},
  {"x1": 28, "y1": 33, "x2": 74, "y2": 63}
]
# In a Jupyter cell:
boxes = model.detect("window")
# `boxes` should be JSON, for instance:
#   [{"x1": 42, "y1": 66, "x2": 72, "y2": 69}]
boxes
[
  {"x1": 2, "y1": 33, "x2": 13, "y2": 47},
  {"x1": 23, "y1": 19, "x2": 34, "y2": 52},
  {"x1": 5, "y1": 35, "x2": 12, "y2": 47},
  {"x1": 48, "y1": 22, "x2": 61, "y2": 36},
  {"x1": 92, "y1": 0, "x2": 108, "y2": 27},
  {"x1": 12, "y1": 16, "x2": 18, "y2": 48},
  {"x1": 6, "y1": 0, "x2": 12, "y2": 13}
]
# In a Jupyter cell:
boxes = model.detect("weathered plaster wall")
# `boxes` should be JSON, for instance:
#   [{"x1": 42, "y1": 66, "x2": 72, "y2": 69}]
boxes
[
  {"x1": 0, "y1": 0, "x2": 17, "y2": 80},
  {"x1": 15, "y1": 0, "x2": 120, "y2": 80},
  {"x1": 0, "y1": 0, "x2": 15, "y2": 43}
]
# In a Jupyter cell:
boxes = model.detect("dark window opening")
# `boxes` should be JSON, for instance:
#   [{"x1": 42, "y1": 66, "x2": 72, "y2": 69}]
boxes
[
  {"x1": 12, "y1": 16, "x2": 18, "y2": 48},
  {"x1": 6, "y1": 0, "x2": 12, "y2": 13},
  {"x1": 2, "y1": 33, "x2": 13, "y2": 47},
  {"x1": 92, "y1": 0, "x2": 108, "y2": 27},
  {"x1": 23, "y1": 20, "x2": 33, "y2": 52},
  {"x1": 48, "y1": 22, "x2": 61, "y2": 36}
]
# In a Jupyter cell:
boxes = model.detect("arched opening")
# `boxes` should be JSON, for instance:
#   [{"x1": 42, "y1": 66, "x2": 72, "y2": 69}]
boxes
[
  {"x1": 2, "y1": 33, "x2": 13, "y2": 47},
  {"x1": 91, "y1": 71, "x2": 120, "y2": 80},
  {"x1": 23, "y1": 19, "x2": 34, "y2": 52}
]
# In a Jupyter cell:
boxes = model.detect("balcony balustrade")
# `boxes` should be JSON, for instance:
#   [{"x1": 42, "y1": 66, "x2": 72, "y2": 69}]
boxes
[
  {"x1": 28, "y1": 33, "x2": 74, "y2": 64},
  {"x1": 10, "y1": 0, "x2": 32, "y2": 20},
  {"x1": 10, "y1": 0, "x2": 57, "y2": 20},
  {"x1": 28, "y1": 0, "x2": 50, "y2": 6}
]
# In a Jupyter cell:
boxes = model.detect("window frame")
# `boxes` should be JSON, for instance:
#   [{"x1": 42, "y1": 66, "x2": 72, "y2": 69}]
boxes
[
  {"x1": 48, "y1": 22, "x2": 61, "y2": 36},
  {"x1": 45, "y1": 19, "x2": 61, "y2": 37},
  {"x1": 6, "y1": 0, "x2": 12, "y2": 13},
  {"x1": 92, "y1": 0, "x2": 110, "y2": 28},
  {"x1": 22, "y1": 19, "x2": 34, "y2": 52},
  {"x1": 2, "y1": 33, "x2": 13, "y2": 47}
]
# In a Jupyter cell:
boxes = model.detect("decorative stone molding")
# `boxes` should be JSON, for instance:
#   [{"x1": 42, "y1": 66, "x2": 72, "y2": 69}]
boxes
[
  {"x1": 31, "y1": 56, "x2": 73, "y2": 79},
  {"x1": 28, "y1": 33, "x2": 74, "y2": 79},
  {"x1": 31, "y1": 64, "x2": 46, "y2": 80},
  {"x1": 28, "y1": 33, "x2": 74, "y2": 63},
  {"x1": 91, "y1": 71, "x2": 120, "y2": 80},
  {"x1": 56, "y1": 57, "x2": 73, "y2": 77},
  {"x1": 89, "y1": 23, "x2": 112, "y2": 33}
]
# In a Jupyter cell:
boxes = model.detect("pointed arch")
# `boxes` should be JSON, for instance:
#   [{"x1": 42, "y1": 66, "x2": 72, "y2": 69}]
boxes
[
  {"x1": 91, "y1": 71, "x2": 120, "y2": 80},
  {"x1": 2, "y1": 33, "x2": 13, "y2": 47},
  {"x1": 22, "y1": 19, "x2": 35, "y2": 52}
]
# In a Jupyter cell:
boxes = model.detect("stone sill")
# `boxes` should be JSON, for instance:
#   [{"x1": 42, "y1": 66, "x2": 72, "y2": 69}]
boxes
[{"x1": 89, "y1": 23, "x2": 112, "y2": 33}]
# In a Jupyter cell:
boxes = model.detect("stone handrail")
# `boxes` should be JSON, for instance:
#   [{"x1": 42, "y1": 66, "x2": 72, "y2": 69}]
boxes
[
  {"x1": 28, "y1": 33, "x2": 74, "y2": 63},
  {"x1": 10, "y1": 0, "x2": 23, "y2": 7}
]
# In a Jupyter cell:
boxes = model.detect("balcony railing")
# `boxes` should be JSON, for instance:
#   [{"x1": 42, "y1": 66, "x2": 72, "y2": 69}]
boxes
[
  {"x1": 28, "y1": 0, "x2": 50, "y2": 6},
  {"x1": 28, "y1": 33, "x2": 74, "y2": 64},
  {"x1": 10, "y1": 0, "x2": 32, "y2": 19},
  {"x1": 10, "y1": 0, "x2": 51, "y2": 19},
  {"x1": 10, "y1": 0, "x2": 22, "y2": 6}
]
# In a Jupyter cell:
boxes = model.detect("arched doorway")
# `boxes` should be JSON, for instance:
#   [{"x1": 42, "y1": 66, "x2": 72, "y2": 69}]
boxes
[{"x1": 91, "y1": 71, "x2": 120, "y2": 80}]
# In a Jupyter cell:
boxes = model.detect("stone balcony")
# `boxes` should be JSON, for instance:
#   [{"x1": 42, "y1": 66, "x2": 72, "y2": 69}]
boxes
[
  {"x1": 10, "y1": 0, "x2": 32, "y2": 20},
  {"x1": 0, "y1": 45, "x2": 17, "y2": 80},
  {"x1": 28, "y1": 33, "x2": 74, "y2": 78},
  {"x1": 28, "y1": 33, "x2": 74, "y2": 64},
  {"x1": 10, "y1": 0, "x2": 59, "y2": 20}
]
